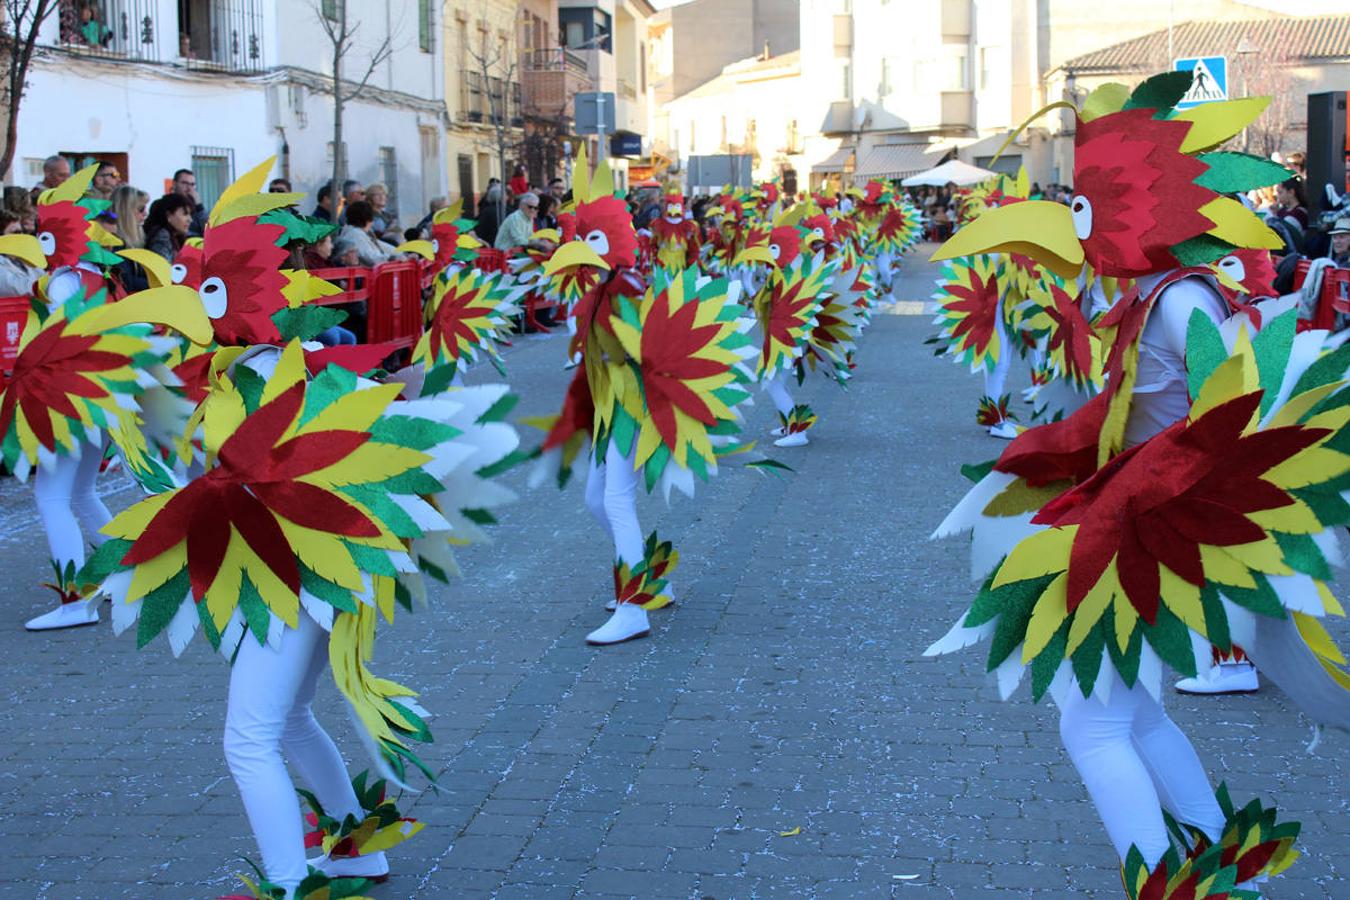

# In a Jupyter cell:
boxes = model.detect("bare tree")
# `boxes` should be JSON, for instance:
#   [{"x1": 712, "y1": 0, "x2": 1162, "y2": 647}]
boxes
[
  {"x1": 465, "y1": 5, "x2": 523, "y2": 221},
  {"x1": 314, "y1": 0, "x2": 394, "y2": 209},
  {"x1": 1237, "y1": 47, "x2": 1297, "y2": 159},
  {"x1": 0, "y1": 0, "x2": 58, "y2": 178}
]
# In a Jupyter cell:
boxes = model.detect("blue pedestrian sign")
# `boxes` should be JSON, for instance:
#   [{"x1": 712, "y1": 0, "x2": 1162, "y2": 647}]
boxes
[{"x1": 1173, "y1": 56, "x2": 1228, "y2": 109}]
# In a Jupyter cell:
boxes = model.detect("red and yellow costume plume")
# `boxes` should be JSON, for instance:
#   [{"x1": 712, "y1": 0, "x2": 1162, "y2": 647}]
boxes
[
  {"x1": 929, "y1": 254, "x2": 1005, "y2": 375},
  {"x1": 649, "y1": 193, "x2": 700, "y2": 272},
  {"x1": 409, "y1": 266, "x2": 520, "y2": 388},
  {"x1": 928, "y1": 71, "x2": 1339, "y2": 890},
  {"x1": 528, "y1": 146, "x2": 642, "y2": 486},
  {"x1": 0, "y1": 167, "x2": 215, "y2": 481},
  {"x1": 396, "y1": 198, "x2": 482, "y2": 281},
  {"x1": 734, "y1": 211, "x2": 838, "y2": 381}
]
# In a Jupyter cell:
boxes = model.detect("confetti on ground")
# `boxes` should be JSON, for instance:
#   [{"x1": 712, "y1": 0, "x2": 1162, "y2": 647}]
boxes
[{"x1": 777, "y1": 826, "x2": 801, "y2": 837}]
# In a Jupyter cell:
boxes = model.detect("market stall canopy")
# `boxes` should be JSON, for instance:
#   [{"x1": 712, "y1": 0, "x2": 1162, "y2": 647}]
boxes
[{"x1": 900, "y1": 159, "x2": 998, "y2": 187}]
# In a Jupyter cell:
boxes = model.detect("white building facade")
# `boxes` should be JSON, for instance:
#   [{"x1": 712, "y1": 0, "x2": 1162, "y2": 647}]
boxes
[{"x1": 17, "y1": 0, "x2": 445, "y2": 221}]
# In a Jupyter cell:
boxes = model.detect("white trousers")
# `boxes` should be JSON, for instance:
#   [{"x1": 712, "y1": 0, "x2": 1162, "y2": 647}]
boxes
[
  {"x1": 33, "y1": 439, "x2": 111, "y2": 581},
  {"x1": 1056, "y1": 674, "x2": 1224, "y2": 867},
  {"x1": 763, "y1": 369, "x2": 795, "y2": 418},
  {"x1": 983, "y1": 308, "x2": 1011, "y2": 403},
  {"x1": 583, "y1": 437, "x2": 674, "y2": 604},
  {"x1": 224, "y1": 613, "x2": 363, "y2": 892}
]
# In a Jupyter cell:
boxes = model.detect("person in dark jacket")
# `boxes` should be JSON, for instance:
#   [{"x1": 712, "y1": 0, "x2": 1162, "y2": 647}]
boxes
[{"x1": 473, "y1": 184, "x2": 505, "y2": 247}]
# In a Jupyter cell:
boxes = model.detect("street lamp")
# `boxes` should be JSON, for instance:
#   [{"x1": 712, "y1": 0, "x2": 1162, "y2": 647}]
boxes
[{"x1": 1236, "y1": 37, "x2": 1259, "y2": 153}]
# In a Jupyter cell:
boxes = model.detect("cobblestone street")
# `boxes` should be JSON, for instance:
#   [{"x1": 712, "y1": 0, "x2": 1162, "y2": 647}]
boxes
[{"x1": 0, "y1": 249, "x2": 1345, "y2": 899}]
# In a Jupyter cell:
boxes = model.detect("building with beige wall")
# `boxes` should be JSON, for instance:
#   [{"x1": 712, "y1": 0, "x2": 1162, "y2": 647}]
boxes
[{"x1": 442, "y1": 0, "x2": 525, "y2": 215}]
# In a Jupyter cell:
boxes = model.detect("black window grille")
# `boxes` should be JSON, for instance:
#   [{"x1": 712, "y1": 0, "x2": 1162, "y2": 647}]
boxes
[
  {"x1": 179, "y1": 0, "x2": 266, "y2": 74},
  {"x1": 58, "y1": 0, "x2": 164, "y2": 63}
]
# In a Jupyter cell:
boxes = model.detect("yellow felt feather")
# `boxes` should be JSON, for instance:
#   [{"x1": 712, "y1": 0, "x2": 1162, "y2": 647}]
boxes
[
  {"x1": 1175, "y1": 97, "x2": 1271, "y2": 153},
  {"x1": 1022, "y1": 571, "x2": 1070, "y2": 662},
  {"x1": 1199, "y1": 197, "x2": 1284, "y2": 251}
]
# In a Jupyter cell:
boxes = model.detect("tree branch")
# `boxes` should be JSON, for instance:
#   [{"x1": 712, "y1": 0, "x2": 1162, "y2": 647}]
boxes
[{"x1": 339, "y1": 33, "x2": 391, "y2": 103}]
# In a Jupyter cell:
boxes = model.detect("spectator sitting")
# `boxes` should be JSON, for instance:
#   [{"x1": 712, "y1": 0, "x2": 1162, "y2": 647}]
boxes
[
  {"x1": 33, "y1": 154, "x2": 71, "y2": 199},
  {"x1": 109, "y1": 185, "x2": 150, "y2": 292},
  {"x1": 414, "y1": 196, "x2": 450, "y2": 238},
  {"x1": 536, "y1": 194, "x2": 559, "y2": 232},
  {"x1": 365, "y1": 182, "x2": 401, "y2": 243},
  {"x1": 474, "y1": 184, "x2": 505, "y2": 247},
  {"x1": 494, "y1": 191, "x2": 539, "y2": 251},
  {"x1": 548, "y1": 177, "x2": 565, "y2": 205},
  {"x1": 337, "y1": 200, "x2": 396, "y2": 267},
  {"x1": 312, "y1": 182, "x2": 335, "y2": 222},
  {"x1": 338, "y1": 179, "x2": 365, "y2": 223},
  {"x1": 303, "y1": 233, "x2": 337, "y2": 270},
  {"x1": 86, "y1": 161, "x2": 120, "y2": 201},
  {"x1": 0, "y1": 210, "x2": 42, "y2": 296},
  {"x1": 1270, "y1": 178, "x2": 1309, "y2": 247},
  {"x1": 5, "y1": 186, "x2": 36, "y2": 234},
  {"x1": 268, "y1": 177, "x2": 292, "y2": 193},
  {"x1": 170, "y1": 168, "x2": 208, "y2": 235},
  {"x1": 143, "y1": 193, "x2": 194, "y2": 262},
  {"x1": 1330, "y1": 216, "x2": 1350, "y2": 267}
]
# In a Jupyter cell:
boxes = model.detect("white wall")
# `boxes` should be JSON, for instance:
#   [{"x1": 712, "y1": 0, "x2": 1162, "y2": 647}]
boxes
[{"x1": 16, "y1": 58, "x2": 277, "y2": 194}]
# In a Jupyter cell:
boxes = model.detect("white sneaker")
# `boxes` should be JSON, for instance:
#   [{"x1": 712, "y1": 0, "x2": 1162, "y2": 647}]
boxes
[
  {"x1": 310, "y1": 851, "x2": 390, "y2": 881},
  {"x1": 605, "y1": 596, "x2": 674, "y2": 611},
  {"x1": 988, "y1": 420, "x2": 1019, "y2": 440},
  {"x1": 25, "y1": 602, "x2": 99, "y2": 631},
  {"x1": 774, "y1": 432, "x2": 809, "y2": 447},
  {"x1": 1176, "y1": 663, "x2": 1259, "y2": 695},
  {"x1": 586, "y1": 603, "x2": 650, "y2": 645},
  {"x1": 769, "y1": 425, "x2": 787, "y2": 437}
]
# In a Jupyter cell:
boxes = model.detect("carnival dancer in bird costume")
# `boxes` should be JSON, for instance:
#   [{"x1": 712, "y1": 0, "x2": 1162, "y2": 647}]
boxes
[
  {"x1": 735, "y1": 209, "x2": 838, "y2": 448},
  {"x1": 537, "y1": 149, "x2": 758, "y2": 645},
  {"x1": 3, "y1": 166, "x2": 217, "y2": 631},
  {"x1": 649, "y1": 192, "x2": 700, "y2": 272},
  {"x1": 924, "y1": 72, "x2": 1346, "y2": 897},
  {"x1": 74, "y1": 165, "x2": 520, "y2": 899}
]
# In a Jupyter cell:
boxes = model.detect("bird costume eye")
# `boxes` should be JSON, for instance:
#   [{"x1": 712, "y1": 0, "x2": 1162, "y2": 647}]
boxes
[
  {"x1": 769, "y1": 243, "x2": 782, "y2": 261},
  {"x1": 38, "y1": 231, "x2": 56, "y2": 255},
  {"x1": 1071, "y1": 195, "x2": 1092, "y2": 240},
  {"x1": 199, "y1": 276, "x2": 228, "y2": 319},
  {"x1": 431, "y1": 239, "x2": 440, "y2": 254},
  {"x1": 585, "y1": 229, "x2": 609, "y2": 256},
  {"x1": 1218, "y1": 255, "x2": 1246, "y2": 283},
  {"x1": 170, "y1": 263, "x2": 188, "y2": 284}
]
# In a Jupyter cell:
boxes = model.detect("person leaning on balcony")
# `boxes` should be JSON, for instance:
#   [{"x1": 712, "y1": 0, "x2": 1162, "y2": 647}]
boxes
[{"x1": 494, "y1": 191, "x2": 539, "y2": 251}]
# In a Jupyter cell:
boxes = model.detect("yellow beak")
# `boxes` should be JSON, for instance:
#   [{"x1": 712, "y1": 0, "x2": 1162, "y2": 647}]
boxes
[
  {"x1": 543, "y1": 241, "x2": 609, "y2": 277},
  {"x1": 931, "y1": 200, "x2": 1084, "y2": 279},
  {"x1": 733, "y1": 246, "x2": 774, "y2": 267},
  {"x1": 0, "y1": 234, "x2": 46, "y2": 269},
  {"x1": 118, "y1": 248, "x2": 173, "y2": 289},
  {"x1": 395, "y1": 239, "x2": 435, "y2": 261},
  {"x1": 70, "y1": 285, "x2": 214, "y2": 346}
]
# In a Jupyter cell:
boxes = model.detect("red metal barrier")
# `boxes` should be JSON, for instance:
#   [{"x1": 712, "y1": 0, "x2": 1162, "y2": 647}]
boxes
[
  {"x1": 0, "y1": 295, "x2": 29, "y2": 383},
  {"x1": 366, "y1": 260, "x2": 424, "y2": 349},
  {"x1": 1292, "y1": 258, "x2": 1350, "y2": 330}
]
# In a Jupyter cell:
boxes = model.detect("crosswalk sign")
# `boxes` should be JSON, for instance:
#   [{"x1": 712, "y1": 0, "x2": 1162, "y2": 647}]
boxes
[{"x1": 1174, "y1": 57, "x2": 1228, "y2": 109}]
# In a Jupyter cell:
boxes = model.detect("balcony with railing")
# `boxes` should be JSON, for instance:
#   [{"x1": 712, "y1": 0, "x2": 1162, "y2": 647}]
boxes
[
  {"x1": 521, "y1": 48, "x2": 590, "y2": 122},
  {"x1": 54, "y1": 0, "x2": 266, "y2": 73},
  {"x1": 459, "y1": 71, "x2": 524, "y2": 128}
]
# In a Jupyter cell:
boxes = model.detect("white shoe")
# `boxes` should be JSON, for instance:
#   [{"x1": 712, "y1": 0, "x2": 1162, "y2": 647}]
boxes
[
  {"x1": 310, "y1": 851, "x2": 390, "y2": 881},
  {"x1": 988, "y1": 420, "x2": 1019, "y2": 440},
  {"x1": 769, "y1": 425, "x2": 787, "y2": 437},
  {"x1": 605, "y1": 596, "x2": 674, "y2": 611},
  {"x1": 774, "y1": 431, "x2": 809, "y2": 447},
  {"x1": 586, "y1": 603, "x2": 650, "y2": 645},
  {"x1": 25, "y1": 602, "x2": 99, "y2": 631},
  {"x1": 1176, "y1": 663, "x2": 1259, "y2": 695}
]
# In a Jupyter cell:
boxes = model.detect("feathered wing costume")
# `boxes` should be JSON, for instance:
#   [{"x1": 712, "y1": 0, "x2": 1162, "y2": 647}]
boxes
[{"x1": 926, "y1": 73, "x2": 1343, "y2": 896}]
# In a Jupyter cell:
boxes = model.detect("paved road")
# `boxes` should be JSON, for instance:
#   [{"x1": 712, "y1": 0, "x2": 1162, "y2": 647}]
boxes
[{"x1": 0, "y1": 247, "x2": 1345, "y2": 899}]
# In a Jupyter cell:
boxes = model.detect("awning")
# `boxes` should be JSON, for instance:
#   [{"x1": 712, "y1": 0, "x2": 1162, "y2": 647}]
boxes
[
  {"x1": 813, "y1": 144, "x2": 855, "y2": 174},
  {"x1": 853, "y1": 143, "x2": 945, "y2": 181}
]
